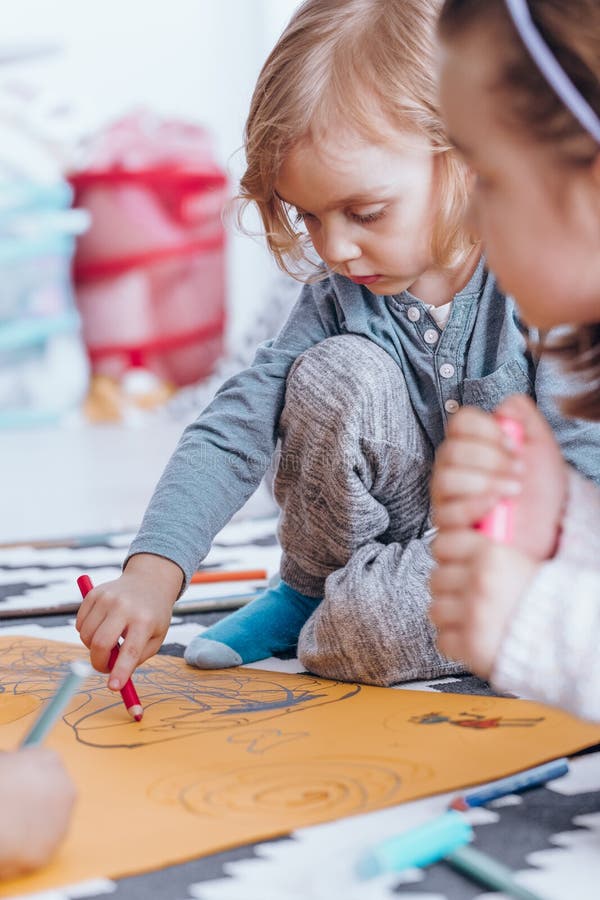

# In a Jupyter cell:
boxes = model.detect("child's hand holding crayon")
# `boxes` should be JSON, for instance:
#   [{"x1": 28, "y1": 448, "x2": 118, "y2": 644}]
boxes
[
  {"x1": 428, "y1": 394, "x2": 568, "y2": 677},
  {"x1": 76, "y1": 553, "x2": 183, "y2": 690},
  {"x1": 0, "y1": 747, "x2": 76, "y2": 879},
  {"x1": 431, "y1": 394, "x2": 567, "y2": 561}
]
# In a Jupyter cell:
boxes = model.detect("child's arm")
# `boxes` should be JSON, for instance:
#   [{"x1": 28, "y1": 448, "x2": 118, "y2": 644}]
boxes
[
  {"x1": 431, "y1": 394, "x2": 568, "y2": 561},
  {"x1": 77, "y1": 282, "x2": 340, "y2": 688},
  {"x1": 491, "y1": 467, "x2": 600, "y2": 719},
  {"x1": 429, "y1": 531, "x2": 538, "y2": 678},
  {"x1": 431, "y1": 521, "x2": 600, "y2": 722},
  {"x1": 429, "y1": 394, "x2": 600, "y2": 718},
  {"x1": 0, "y1": 747, "x2": 76, "y2": 879},
  {"x1": 427, "y1": 394, "x2": 566, "y2": 677}
]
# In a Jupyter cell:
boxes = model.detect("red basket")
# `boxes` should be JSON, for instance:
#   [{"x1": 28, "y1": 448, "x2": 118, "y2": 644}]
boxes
[{"x1": 70, "y1": 162, "x2": 228, "y2": 386}]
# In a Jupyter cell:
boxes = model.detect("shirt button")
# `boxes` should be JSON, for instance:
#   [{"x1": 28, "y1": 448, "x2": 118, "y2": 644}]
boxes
[
  {"x1": 445, "y1": 399, "x2": 460, "y2": 413},
  {"x1": 424, "y1": 328, "x2": 439, "y2": 345},
  {"x1": 407, "y1": 306, "x2": 420, "y2": 322},
  {"x1": 439, "y1": 363, "x2": 455, "y2": 379}
]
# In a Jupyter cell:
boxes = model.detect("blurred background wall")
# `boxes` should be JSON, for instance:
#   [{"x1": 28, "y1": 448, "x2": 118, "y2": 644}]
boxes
[
  {"x1": 1, "y1": 0, "x2": 299, "y2": 345},
  {"x1": 0, "y1": 1, "x2": 303, "y2": 540}
]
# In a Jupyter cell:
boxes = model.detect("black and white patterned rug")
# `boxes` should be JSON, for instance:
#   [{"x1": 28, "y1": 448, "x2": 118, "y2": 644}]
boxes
[{"x1": 1, "y1": 519, "x2": 599, "y2": 900}]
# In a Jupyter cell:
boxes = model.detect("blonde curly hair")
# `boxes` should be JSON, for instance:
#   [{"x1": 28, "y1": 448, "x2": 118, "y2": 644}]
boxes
[{"x1": 237, "y1": 0, "x2": 474, "y2": 281}]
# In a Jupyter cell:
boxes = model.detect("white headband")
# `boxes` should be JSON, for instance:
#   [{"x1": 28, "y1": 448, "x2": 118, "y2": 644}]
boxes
[{"x1": 504, "y1": 0, "x2": 600, "y2": 143}]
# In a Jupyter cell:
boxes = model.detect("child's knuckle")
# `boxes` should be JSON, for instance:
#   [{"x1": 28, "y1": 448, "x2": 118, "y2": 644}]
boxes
[
  {"x1": 132, "y1": 610, "x2": 154, "y2": 631},
  {"x1": 93, "y1": 635, "x2": 114, "y2": 654},
  {"x1": 122, "y1": 643, "x2": 142, "y2": 661}
]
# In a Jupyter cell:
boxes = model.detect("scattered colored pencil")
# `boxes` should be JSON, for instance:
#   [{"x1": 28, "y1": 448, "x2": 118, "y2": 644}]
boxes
[
  {"x1": 357, "y1": 811, "x2": 472, "y2": 879},
  {"x1": 0, "y1": 591, "x2": 259, "y2": 620},
  {"x1": 21, "y1": 660, "x2": 91, "y2": 746},
  {"x1": 358, "y1": 810, "x2": 548, "y2": 898},
  {"x1": 76, "y1": 574, "x2": 143, "y2": 721},
  {"x1": 190, "y1": 568, "x2": 267, "y2": 584},
  {"x1": 450, "y1": 758, "x2": 569, "y2": 811},
  {"x1": 0, "y1": 528, "x2": 132, "y2": 549},
  {"x1": 446, "y1": 844, "x2": 546, "y2": 900},
  {"x1": 173, "y1": 591, "x2": 261, "y2": 612}
]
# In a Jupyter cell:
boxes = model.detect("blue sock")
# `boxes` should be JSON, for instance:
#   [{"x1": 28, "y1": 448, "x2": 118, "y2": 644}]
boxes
[{"x1": 184, "y1": 580, "x2": 322, "y2": 668}]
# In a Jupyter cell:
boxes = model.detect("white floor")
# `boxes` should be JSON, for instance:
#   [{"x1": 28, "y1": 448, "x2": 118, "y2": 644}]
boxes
[
  {"x1": 0, "y1": 421, "x2": 185, "y2": 543},
  {"x1": 0, "y1": 420, "x2": 276, "y2": 544}
]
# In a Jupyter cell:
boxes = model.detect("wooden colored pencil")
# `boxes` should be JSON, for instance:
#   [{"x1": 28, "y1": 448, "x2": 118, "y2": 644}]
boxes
[
  {"x1": 190, "y1": 568, "x2": 268, "y2": 584},
  {"x1": 0, "y1": 591, "x2": 260, "y2": 620},
  {"x1": 0, "y1": 529, "x2": 132, "y2": 550}
]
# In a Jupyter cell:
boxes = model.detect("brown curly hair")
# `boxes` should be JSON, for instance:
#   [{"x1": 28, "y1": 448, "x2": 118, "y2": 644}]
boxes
[{"x1": 439, "y1": 0, "x2": 600, "y2": 419}]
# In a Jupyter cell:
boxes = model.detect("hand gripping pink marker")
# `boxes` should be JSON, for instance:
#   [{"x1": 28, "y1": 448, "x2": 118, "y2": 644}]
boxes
[{"x1": 474, "y1": 416, "x2": 524, "y2": 543}]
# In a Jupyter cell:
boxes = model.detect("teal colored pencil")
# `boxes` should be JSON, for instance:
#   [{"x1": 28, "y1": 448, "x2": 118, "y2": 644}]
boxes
[
  {"x1": 21, "y1": 660, "x2": 92, "y2": 746},
  {"x1": 446, "y1": 844, "x2": 547, "y2": 900}
]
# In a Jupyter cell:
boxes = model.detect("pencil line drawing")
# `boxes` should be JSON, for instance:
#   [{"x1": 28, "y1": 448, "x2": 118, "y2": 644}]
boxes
[
  {"x1": 0, "y1": 639, "x2": 361, "y2": 749},
  {"x1": 147, "y1": 757, "x2": 425, "y2": 818}
]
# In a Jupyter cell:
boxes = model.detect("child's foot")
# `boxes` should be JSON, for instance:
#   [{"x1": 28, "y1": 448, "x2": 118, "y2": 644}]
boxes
[{"x1": 184, "y1": 581, "x2": 321, "y2": 668}]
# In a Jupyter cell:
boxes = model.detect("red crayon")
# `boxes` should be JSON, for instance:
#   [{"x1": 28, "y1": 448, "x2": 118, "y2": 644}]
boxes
[
  {"x1": 76, "y1": 574, "x2": 144, "y2": 722},
  {"x1": 474, "y1": 416, "x2": 524, "y2": 542}
]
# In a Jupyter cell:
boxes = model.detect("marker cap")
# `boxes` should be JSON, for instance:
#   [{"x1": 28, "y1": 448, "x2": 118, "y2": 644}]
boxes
[
  {"x1": 357, "y1": 810, "x2": 473, "y2": 879},
  {"x1": 474, "y1": 416, "x2": 524, "y2": 542}
]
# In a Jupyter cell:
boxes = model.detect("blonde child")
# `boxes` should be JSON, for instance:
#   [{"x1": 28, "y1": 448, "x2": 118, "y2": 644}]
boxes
[
  {"x1": 430, "y1": 0, "x2": 600, "y2": 718},
  {"x1": 77, "y1": 0, "x2": 599, "y2": 689}
]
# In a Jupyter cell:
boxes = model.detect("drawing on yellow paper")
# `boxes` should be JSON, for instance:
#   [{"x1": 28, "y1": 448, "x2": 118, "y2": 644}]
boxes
[{"x1": 1, "y1": 635, "x2": 600, "y2": 898}]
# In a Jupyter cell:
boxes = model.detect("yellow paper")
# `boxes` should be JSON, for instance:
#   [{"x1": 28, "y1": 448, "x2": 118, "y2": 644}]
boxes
[{"x1": 1, "y1": 635, "x2": 600, "y2": 897}]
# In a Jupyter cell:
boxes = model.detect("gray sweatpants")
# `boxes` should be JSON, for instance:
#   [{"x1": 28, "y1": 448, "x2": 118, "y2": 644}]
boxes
[{"x1": 274, "y1": 335, "x2": 465, "y2": 686}]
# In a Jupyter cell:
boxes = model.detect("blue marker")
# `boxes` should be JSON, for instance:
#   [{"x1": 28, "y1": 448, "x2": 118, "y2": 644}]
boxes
[
  {"x1": 358, "y1": 812, "x2": 547, "y2": 899},
  {"x1": 450, "y1": 758, "x2": 569, "y2": 811},
  {"x1": 357, "y1": 810, "x2": 472, "y2": 879},
  {"x1": 21, "y1": 660, "x2": 91, "y2": 746}
]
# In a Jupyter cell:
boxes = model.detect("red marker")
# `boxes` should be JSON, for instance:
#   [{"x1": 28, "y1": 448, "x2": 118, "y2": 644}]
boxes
[
  {"x1": 474, "y1": 416, "x2": 524, "y2": 542},
  {"x1": 76, "y1": 574, "x2": 144, "y2": 722}
]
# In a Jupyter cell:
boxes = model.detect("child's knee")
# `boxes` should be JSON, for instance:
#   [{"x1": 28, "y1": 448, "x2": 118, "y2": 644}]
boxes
[
  {"x1": 285, "y1": 335, "x2": 408, "y2": 423},
  {"x1": 275, "y1": 337, "x2": 432, "y2": 546},
  {"x1": 278, "y1": 338, "x2": 433, "y2": 502},
  {"x1": 280, "y1": 336, "x2": 423, "y2": 462}
]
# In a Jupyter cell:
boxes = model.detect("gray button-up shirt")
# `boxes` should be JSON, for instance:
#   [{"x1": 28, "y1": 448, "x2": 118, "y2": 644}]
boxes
[{"x1": 128, "y1": 258, "x2": 600, "y2": 582}]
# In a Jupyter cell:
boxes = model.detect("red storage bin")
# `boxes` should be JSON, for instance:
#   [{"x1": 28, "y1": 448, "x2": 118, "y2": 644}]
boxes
[{"x1": 70, "y1": 115, "x2": 228, "y2": 387}]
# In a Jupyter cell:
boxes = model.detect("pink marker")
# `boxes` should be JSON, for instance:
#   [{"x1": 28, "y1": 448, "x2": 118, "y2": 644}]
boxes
[{"x1": 474, "y1": 416, "x2": 524, "y2": 543}]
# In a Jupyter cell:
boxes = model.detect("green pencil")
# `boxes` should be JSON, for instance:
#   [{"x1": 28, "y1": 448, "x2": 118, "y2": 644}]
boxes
[
  {"x1": 21, "y1": 660, "x2": 92, "y2": 746},
  {"x1": 446, "y1": 844, "x2": 547, "y2": 900}
]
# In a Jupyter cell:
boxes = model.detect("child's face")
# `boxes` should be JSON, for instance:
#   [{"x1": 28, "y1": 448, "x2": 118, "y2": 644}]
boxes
[
  {"x1": 438, "y1": 31, "x2": 600, "y2": 330},
  {"x1": 276, "y1": 130, "x2": 442, "y2": 298}
]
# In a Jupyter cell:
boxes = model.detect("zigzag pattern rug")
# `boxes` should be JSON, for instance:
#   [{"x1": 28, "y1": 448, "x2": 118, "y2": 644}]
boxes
[{"x1": 1, "y1": 519, "x2": 598, "y2": 900}]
